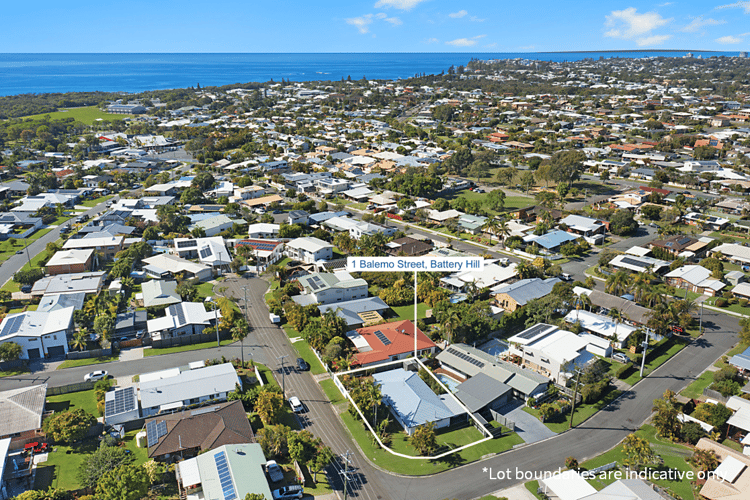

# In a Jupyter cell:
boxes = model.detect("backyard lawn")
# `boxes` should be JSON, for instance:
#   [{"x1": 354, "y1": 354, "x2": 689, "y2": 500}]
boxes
[
  {"x1": 391, "y1": 303, "x2": 430, "y2": 321},
  {"x1": 45, "y1": 388, "x2": 99, "y2": 416}
]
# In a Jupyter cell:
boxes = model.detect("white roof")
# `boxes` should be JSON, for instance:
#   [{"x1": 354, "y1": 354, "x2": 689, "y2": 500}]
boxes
[
  {"x1": 540, "y1": 471, "x2": 597, "y2": 500},
  {"x1": 45, "y1": 249, "x2": 94, "y2": 267},
  {"x1": 712, "y1": 243, "x2": 750, "y2": 263},
  {"x1": 139, "y1": 363, "x2": 240, "y2": 409},
  {"x1": 142, "y1": 253, "x2": 210, "y2": 275},
  {"x1": 458, "y1": 263, "x2": 517, "y2": 289},
  {"x1": 564, "y1": 309, "x2": 636, "y2": 342},
  {"x1": 626, "y1": 246, "x2": 652, "y2": 257},
  {"x1": 177, "y1": 457, "x2": 202, "y2": 488},
  {"x1": 287, "y1": 236, "x2": 333, "y2": 252},
  {"x1": 559, "y1": 214, "x2": 605, "y2": 232},
  {"x1": 715, "y1": 455, "x2": 747, "y2": 483},
  {"x1": 678, "y1": 413, "x2": 714, "y2": 433},
  {"x1": 247, "y1": 223, "x2": 279, "y2": 234},
  {"x1": 147, "y1": 302, "x2": 221, "y2": 334},
  {"x1": 63, "y1": 235, "x2": 123, "y2": 249},
  {"x1": 427, "y1": 209, "x2": 462, "y2": 221},
  {"x1": 727, "y1": 407, "x2": 750, "y2": 433},
  {"x1": 665, "y1": 265, "x2": 725, "y2": 291},
  {"x1": 0, "y1": 307, "x2": 74, "y2": 339}
]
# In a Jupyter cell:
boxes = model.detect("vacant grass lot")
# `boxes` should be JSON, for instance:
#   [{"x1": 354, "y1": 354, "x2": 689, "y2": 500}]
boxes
[
  {"x1": 0, "y1": 227, "x2": 54, "y2": 265},
  {"x1": 448, "y1": 190, "x2": 533, "y2": 216},
  {"x1": 20, "y1": 106, "x2": 133, "y2": 125},
  {"x1": 391, "y1": 303, "x2": 430, "y2": 322},
  {"x1": 81, "y1": 195, "x2": 112, "y2": 207}
]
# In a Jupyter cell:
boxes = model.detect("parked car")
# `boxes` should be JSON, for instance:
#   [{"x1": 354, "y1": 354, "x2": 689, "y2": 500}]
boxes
[
  {"x1": 84, "y1": 370, "x2": 109, "y2": 382},
  {"x1": 296, "y1": 358, "x2": 309, "y2": 371},
  {"x1": 265, "y1": 460, "x2": 284, "y2": 483},
  {"x1": 21, "y1": 285, "x2": 32, "y2": 293},
  {"x1": 135, "y1": 330, "x2": 147, "y2": 339},
  {"x1": 289, "y1": 396, "x2": 304, "y2": 414},
  {"x1": 15, "y1": 250, "x2": 24, "y2": 255},
  {"x1": 612, "y1": 353, "x2": 630, "y2": 364},
  {"x1": 561, "y1": 273, "x2": 573, "y2": 281},
  {"x1": 271, "y1": 485, "x2": 303, "y2": 500}
]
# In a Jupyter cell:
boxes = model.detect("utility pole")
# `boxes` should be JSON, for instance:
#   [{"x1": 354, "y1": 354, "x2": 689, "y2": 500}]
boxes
[
  {"x1": 213, "y1": 300, "x2": 220, "y2": 347},
  {"x1": 277, "y1": 355, "x2": 288, "y2": 397},
  {"x1": 339, "y1": 450, "x2": 353, "y2": 500},
  {"x1": 699, "y1": 301, "x2": 703, "y2": 335},
  {"x1": 568, "y1": 369, "x2": 582, "y2": 429},
  {"x1": 241, "y1": 286, "x2": 249, "y2": 323},
  {"x1": 639, "y1": 329, "x2": 652, "y2": 378},
  {"x1": 23, "y1": 237, "x2": 31, "y2": 268}
]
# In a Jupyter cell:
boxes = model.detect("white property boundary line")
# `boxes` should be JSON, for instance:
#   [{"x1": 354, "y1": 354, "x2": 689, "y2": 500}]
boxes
[{"x1": 332, "y1": 357, "x2": 494, "y2": 460}]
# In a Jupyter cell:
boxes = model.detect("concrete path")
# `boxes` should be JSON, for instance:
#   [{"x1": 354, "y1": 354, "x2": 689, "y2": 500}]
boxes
[
  {"x1": 494, "y1": 484, "x2": 538, "y2": 500},
  {"x1": 502, "y1": 401, "x2": 558, "y2": 444},
  {"x1": 118, "y1": 347, "x2": 143, "y2": 362}
]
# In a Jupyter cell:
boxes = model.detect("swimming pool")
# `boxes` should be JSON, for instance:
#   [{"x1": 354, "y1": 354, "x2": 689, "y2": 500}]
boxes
[{"x1": 436, "y1": 374, "x2": 460, "y2": 392}]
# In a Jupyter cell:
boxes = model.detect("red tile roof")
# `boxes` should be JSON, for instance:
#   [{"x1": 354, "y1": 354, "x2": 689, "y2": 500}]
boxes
[{"x1": 353, "y1": 320, "x2": 435, "y2": 366}]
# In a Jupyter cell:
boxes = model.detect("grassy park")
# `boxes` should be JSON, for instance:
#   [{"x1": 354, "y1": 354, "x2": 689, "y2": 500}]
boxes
[{"x1": 20, "y1": 106, "x2": 133, "y2": 125}]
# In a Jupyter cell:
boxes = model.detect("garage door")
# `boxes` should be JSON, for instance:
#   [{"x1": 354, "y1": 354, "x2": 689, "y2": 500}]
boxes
[
  {"x1": 47, "y1": 346, "x2": 65, "y2": 358},
  {"x1": 27, "y1": 348, "x2": 40, "y2": 359}
]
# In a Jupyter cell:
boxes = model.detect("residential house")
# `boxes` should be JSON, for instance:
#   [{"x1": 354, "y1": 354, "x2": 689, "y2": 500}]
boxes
[
  {"x1": 147, "y1": 302, "x2": 222, "y2": 340},
  {"x1": 36, "y1": 292, "x2": 85, "y2": 314},
  {"x1": 728, "y1": 345, "x2": 750, "y2": 375},
  {"x1": 189, "y1": 214, "x2": 235, "y2": 237},
  {"x1": 317, "y1": 297, "x2": 391, "y2": 328},
  {"x1": 31, "y1": 272, "x2": 106, "y2": 297},
  {"x1": 142, "y1": 254, "x2": 213, "y2": 282},
  {"x1": 173, "y1": 237, "x2": 232, "y2": 269},
  {"x1": 563, "y1": 309, "x2": 637, "y2": 349},
  {"x1": 373, "y1": 369, "x2": 465, "y2": 435},
  {"x1": 139, "y1": 363, "x2": 240, "y2": 417},
  {"x1": 578, "y1": 289, "x2": 652, "y2": 327},
  {"x1": 175, "y1": 444, "x2": 272, "y2": 500},
  {"x1": 234, "y1": 239, "x2": 284, "y2": 269},
  {"x1": 683, "y1": 212, "x2": 730, "y2": 230},
  {"x1": 385, "y1": 237, "x2": 433, "y2": 257},
  {"x1": 608, "y1": 253, "x2": 670, "y2": 275},
  {"x1": 115, "y1": 310, "x2": 148, "y2": 337},
  {"x1": 247, "y1": 223, "x2": 280, "y2": 239},
  {"x1": 524, "y1": 230, "x2": 581, "y2": 253},
  {"x1": 346, "y1": 320, "x2": 437, "y2": 367},
  {"x1": 0, "y1": 384, "x2": 47, "y2": 445},
  {"x1": 287, "y1": 210, "x2": 309, "y2": 225},
  {"x1": 441, "y1": 262, "x2": 518, "y2": 292},
  {"x1": 695, "y1": 438, "x2": 750, "y2": 500},
  {"x1": 147, "y1": 400, "x2": 255, "y2": 459},
  {"x1": 457, "y1": 214, "x2": 487, "y2": 235},
  {"x1": 292, "y1": 271, "x2": 368, "y2": 306},
  {"x1": 710, "y1": 243, "x2": 750, "y2": 264},
  {"x1": 104, "y1": 387, "x2": 140, "y2": 426},
  {"x1": 665, "y1": 265, "x2": 725, "y2": 296},
  {"x1": 649, "y1": 235, "x2": 699, "y2": 258},
  {"x1": 141, "y1": 280, "x2": 182, "y2": 308},
  {"x1": 493, "y1": 277, "x2": 560, "y2": 313},
  {"x1": 0, "y1": 213, "x2": 43, "y2": 240},
  {"x1": 286, "y1": 236, "x2": 334, "y2": 264},
  {"x1": 45, "y1": 249, "x2": 94, "y2": 275},
  {"x1": 559, "y1": 214, "x2": 608, "y2": 244},
  {"x1": 436, "y1": 343, "x2": 549, "y2": 401},
  {"x1": 0, "y1": 307, "x2": 74, "y2": 359},
  {"x1": 62, "y1": 234, "x2": 124, "y2": 260}
]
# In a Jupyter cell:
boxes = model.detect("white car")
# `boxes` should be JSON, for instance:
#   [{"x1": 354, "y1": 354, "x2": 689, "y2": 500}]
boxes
[
  {"x1": 288, "y1": 396, "x2": 304, "y2": 413},
  {"x1": 84, "y1": 370, "x2": 108, "y2": 382}
]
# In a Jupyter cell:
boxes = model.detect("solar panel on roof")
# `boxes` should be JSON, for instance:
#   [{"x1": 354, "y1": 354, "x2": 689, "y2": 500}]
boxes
[
  {"x1": 106, "y1": 387, "x2": 137, "y2": 417},
  {"x1": 374, "y1": 330, "x2": 391, "y2": 346},
  {"x1": 516, "y1": 323, "x2": 551, "y2": 340},
  {"x1": 619, "y1": 256, "x2": 648, "y2": 268},
  {"x1": 177, "y1": 239, "x2": 197, "y2": 249},
  {"x1": 199, "y1": 247, "x2": 213, "y2": 259},
  {"x1": 146, "y1": 421, "x2": 158, "y2": 447},
  {"x1": 174, "y1": 305, "x2": 186, "y2": 325},
  {"x1": 1, "y1": 316, "x2": 23, "y2": 337},
  {"x1": 214, "y1": 451, "x2": 237, "y2": 500}
]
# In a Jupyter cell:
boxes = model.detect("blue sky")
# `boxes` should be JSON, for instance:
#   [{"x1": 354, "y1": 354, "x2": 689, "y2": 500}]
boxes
[{"x1": 5, "y1": 0, "x2": 750, "y2": 52}]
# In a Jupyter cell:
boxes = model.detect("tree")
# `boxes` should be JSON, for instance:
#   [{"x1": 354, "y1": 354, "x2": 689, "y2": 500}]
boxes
[
  {"x1": 94, "y1": 315, "x2": 116, "y2": 342},
  {"x1": 609, "y1": 209, "x2": 638, "y2": 236},
  {"x1": 651, "y1": 390, "x2": 681, "y2": 441},
  {"x1": 520, "y1": 171, "x2": 535, "y2": 194},
  {"x1": 565, "y1": 457, "x2": 579, "y2": 470},
  {"x1": 310, "y1": 444, "x2": 334, "y2": 483},
  {"x1": 539, "y1": 403, "x2": 556, "y2": 422},
  {"x1": 71, "y1": 331, "x2": 87, "y2": 352},
  {"x1": 410, "y1": 422, "x2": 437, "y2": 456},
  {"x1": 255, "y1": 388, "x2": 285, "y2": 424},
  {"x1": 13, "y1": 268, "x2": 44, "y2": 285},
  {"x1": 14, "y1": 489, "x2": 68, "y2": 500},
  {"x1": 621, "y1": 433, "x2": 657, "y2": 470},
  {"x1": 176, "y1": 282, "x2": 198, "y2": 302},
  {"x1": 43, "y1": 409, "x2": 96, "y2": 443},
  {"x1": 690, "y1": 448, "x2": 719, "y2": 474},
  {"x1": 78, "y1": 444, "x2": 135, "y2": 489},
  {"x1": 680, "y1": 421, "x2": 706, "y2": 444},
  {"x1": 244, "y1": 494, "x2": 268, "y2": 500},
  {"x1": 95, "y1": 464, "x2": 150, "y2": 500},
  {"x1": 257, "y1": 424, "x2": 291, "y2": 459},
  {"x1": 231, "y1": 318, "x2": 249, "y2": 365},
  {"x1": 0, "y1": 342, "x2": 22, "y2": 362}
]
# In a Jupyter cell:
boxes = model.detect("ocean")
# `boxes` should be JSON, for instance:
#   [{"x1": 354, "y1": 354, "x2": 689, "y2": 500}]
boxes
[{"x1": 0, "y1": 51, "x2": 742, "y2": 97}]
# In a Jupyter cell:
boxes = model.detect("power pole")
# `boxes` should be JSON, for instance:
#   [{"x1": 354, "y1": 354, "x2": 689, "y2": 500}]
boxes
[
  {"x1": 277, "y1": 355, "x2": 288, "y2": 397},
  {"x1": 241, "y1": 286, "x2": 249, "y2": 323},
  {"x1": 568, "y1": 369, "x2": 582, "y2": 429},
  {"x1": 639, "y1": 329, "x2": 652, "y2": 378},
  {"x1": 339, "y1": 450, "x2": 353, "y2": 500}
]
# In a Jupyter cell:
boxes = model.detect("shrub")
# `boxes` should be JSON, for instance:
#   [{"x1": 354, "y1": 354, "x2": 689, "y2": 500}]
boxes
[
  {"x1": 740, "y1": 298, "x2": 749, "y2": 307},
  {"x1": 581, "y1": 380, "x2": 609, "y2": 404},
  {"x1": 616, "y1": 364, "x2": 632, "y2": 380},
  {"x1": 715, "y1": 298, "x2": 728, "y2": 307},
  {"x1": 680, "y1": 421, "x2": 706, "y2": 444}
]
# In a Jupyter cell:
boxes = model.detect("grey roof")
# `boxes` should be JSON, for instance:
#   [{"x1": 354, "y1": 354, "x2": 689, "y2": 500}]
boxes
[
  {"x1": 493, "y1": 277, "x2": 560, "y2": 306},
  {"x1": 453, "y1": 373, "x2": 512, "y2": 413},
  {"x1": 587, "y1": 290, "x2": 652, "y2": 325},
  {"x1": 317, "y1": 297, "x2": 390, "y2": 326},
  {"x1": 31, "y1": 271, "x2": 106, "y2": 295},
  {"x1": 437, "y1": 343, "x2": 549, "y2": 396},
  {"x1": 729, "y1": 346, "x2": 750, "y2": 372},
  {"x1": 0, "y1": 384, "x2": 47, "y2": 435},
  {"x1": 373, "y1": 369, "x2": 464, "y2": 429},
  {"x1": 141, "y1": 280, "x2": 181, "y2": 308},
  {"x1": 37, "y1": 292, "x2": 86, "y2": 313},
  {"x1": 139, "y1": 363, "x2": 240, "y2": 410},
  {"x1": 116, "y1": 310, "x2": 148, "y2": 332}
]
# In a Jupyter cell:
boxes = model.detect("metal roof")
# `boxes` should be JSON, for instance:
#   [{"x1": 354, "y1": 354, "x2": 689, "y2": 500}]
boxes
[{"x1": 139, "y1": 363, "x2": 240, "y2": 410}]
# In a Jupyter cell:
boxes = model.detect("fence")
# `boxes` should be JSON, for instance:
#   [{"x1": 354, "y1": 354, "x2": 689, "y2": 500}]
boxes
[
  {"x1": 118, "y1": 339, "x2": 142, "y2": 348},
  {"x1": 46, "y1": 381, "x2": 96, "y2": 396},
  {"x1": 553, "y1": 384, "x2": 583, "y2": 405},
  {"x1": 151, "y1": 332, "x2": 229, "y2": 349},
  {"x1": 489, "y1": 409, "x2": 515, "y2": 432},
  {"x1": 702, "y1": 388, "x2": 729, "y2": 403},
  {"x1": 0, "y1": 359, "x2": 25, "y2": 371},
  {"x1": 66, "y1": 348, "x2": 112, "y2": 360}
]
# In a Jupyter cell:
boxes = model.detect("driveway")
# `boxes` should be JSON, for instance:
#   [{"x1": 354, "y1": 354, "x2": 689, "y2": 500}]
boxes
[{"x1": 501, "y1": 400, "x2": 557, "y2": 444}]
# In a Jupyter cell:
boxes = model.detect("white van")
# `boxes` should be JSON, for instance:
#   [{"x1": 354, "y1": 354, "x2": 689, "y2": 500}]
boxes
[{"x1": 269, "y1": 313, "x2": 281, "y2": 324}]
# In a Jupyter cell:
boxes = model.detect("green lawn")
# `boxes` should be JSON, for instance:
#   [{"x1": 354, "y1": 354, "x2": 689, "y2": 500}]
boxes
[
  {"x1": 451, "y1": 190, "x2": 533, "y2": 216},
  {"x1": 680, "y1": 371, "x2": 715, "y2": 399},
  {"x1": 715, "y1": 343, "x2": 748, "y2": 368},
  {"x1": 57, "y1": 355, "x2": 119, "y2": 369},
  {"x1": 0, "y1": 228, "x2": 54, "y2": 265},
  {"x1": 195, "y1": 281, "x2": 214, "y2": 299},
  {"x1": 19, "y1": 106, "x2": 133, "y2": 125},
  {"x1": 580, "y1": 425, "x2": 696, "y2": 500},
  {"x1": 144, "y1": 338, "x2": 234, "y2": 357},
  {"x1": 45, "y1": 388, "x2": 99, "y2": 416},
  {"x1": 391, "y1": 303, "x2": 430, "y2": 321},
  {"x1": 281, "y1": 325, "x2": 326, "y2": 375},
  {"x1": 319, "y1": 379, "x2": 345, "y2": 405},
  {"x1": 0, "y1": 365, "x2": 30, "y2": 377},
  {"x1": 81, "y1": 195, "x2": 112, "y2": 207},
  {"x1": 523, "y1": 388, "x2": 622, "y2": 433},
  {"x1": 52, "y1": 215, "x2": 74, "y2": 226},
  {"x1": 621, "y1": 338, "x2": 688, "y2": 386},
  {"x1": 703, "y1": 296, "x2": 750, "y2": 316},
  {"x1": 524, "y1": 481, "x2": 545, "y2": 500},
  {"x1": 339, "y1": 412, "x2": 523, "y2": 475}
]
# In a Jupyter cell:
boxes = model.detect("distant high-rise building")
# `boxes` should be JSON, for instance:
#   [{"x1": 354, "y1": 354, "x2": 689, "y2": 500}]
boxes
[{"x1": 740, "y1": 51, "x2": 748, "y2": 58}]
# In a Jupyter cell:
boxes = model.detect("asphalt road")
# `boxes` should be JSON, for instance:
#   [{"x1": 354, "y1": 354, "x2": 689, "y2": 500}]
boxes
[{"x1": 0, "y1": 195, "x2": 119, "y2": 288}]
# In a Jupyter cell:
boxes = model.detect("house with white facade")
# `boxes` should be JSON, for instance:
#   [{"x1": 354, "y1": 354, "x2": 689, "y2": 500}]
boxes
[
  {"x1": 286, "y1": 236, "x2": 334, "y2": 263},
  {"x1": 147, "y1": 302, "x2": 222, "y2": 340},
  {"x1": 0, "y1": 307, "x2": 74, "y2": 359},
  {"x1": 292, "y1": 271, "x2": 368, "y2": 306}
]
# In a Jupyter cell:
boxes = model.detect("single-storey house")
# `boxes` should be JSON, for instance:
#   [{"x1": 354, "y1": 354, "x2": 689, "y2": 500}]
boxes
[
  {"x1": 493, "y1": 277, "x2": 560, "y2": 313},
  {"x1": 141, "y1": 280, "x2": 181, "y2": 308},
  {"x1": 346, "y1": 320, "x2": 436, "y2": 367},
  {"x1": 664, "y1": 265, "x2": 725, "y2": 296},
  {"x1": 293, "y1": 271, "x2": 368, "y2": 306}
]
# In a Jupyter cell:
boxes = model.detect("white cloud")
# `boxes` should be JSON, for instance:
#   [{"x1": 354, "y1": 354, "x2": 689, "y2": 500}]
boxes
[
  {"x1": 446, "y1": 35, "x2": 486, "y2": 47},
  {"x1": 346, "y1": 12, "x2": 400, "y2": 33},
  {"x1": 659, "y1": 2, "x2": 673, "y2": 6},
  {"x1": 637, "y1": 34, "x2": 672, "y2": 46},
  {"x1": 605, "y1": 7, "x2": 672, "y2": 38},
  {"x1": 519, "y1": 45, "x2": 535, "y2": 50},
  {"x1": 449, "y1": 10, "x2": 468, "y2": 18},
  {"x1": 716, "y1": 32, "x2": 750, "y2": 43},
  {"x1": 346, "y1": 15, "x2": 375, "y2": 33},
  {"x1": 470, "y1": 16, "x2": 486, "y2": 22},
  {"x1": 424, "y1": 37, "x2": 439, "y2": 44},
  {"x1": 374, "y1": 0, "x2": 426, "y2": 11},
  {"x1": 716, "y1": 1, "x2": 750, "y2": 14},
  {"x1": 680, "y1": 16, "x2": 726, "y2": 32}
]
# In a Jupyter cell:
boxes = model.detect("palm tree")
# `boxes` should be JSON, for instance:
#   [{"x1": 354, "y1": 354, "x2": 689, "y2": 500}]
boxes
[
  {"x1": 442, "y1": 310, "x2": 461, "y2": 345},
  {"x1": 231, "y1": 318, "x2": 249, "y2": 365},
  {"x1": 609, "y1": 308, "x2": 622, "y2": 345},
  {"x1": 496, "y1": 219, "x2": 511, "y2": 244},
  {"x1": 641, "y1": 287, "x2": 664, "y2": 308},
  {"x1": 71, "y1": 331, "x2": 87, "y2": 352},
  {"x1": 481, "y1": 218, "x2": 500, "y2": 243},
  {"x1": 605, "y1": 270, "x2": 629, "y2": 296}
]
